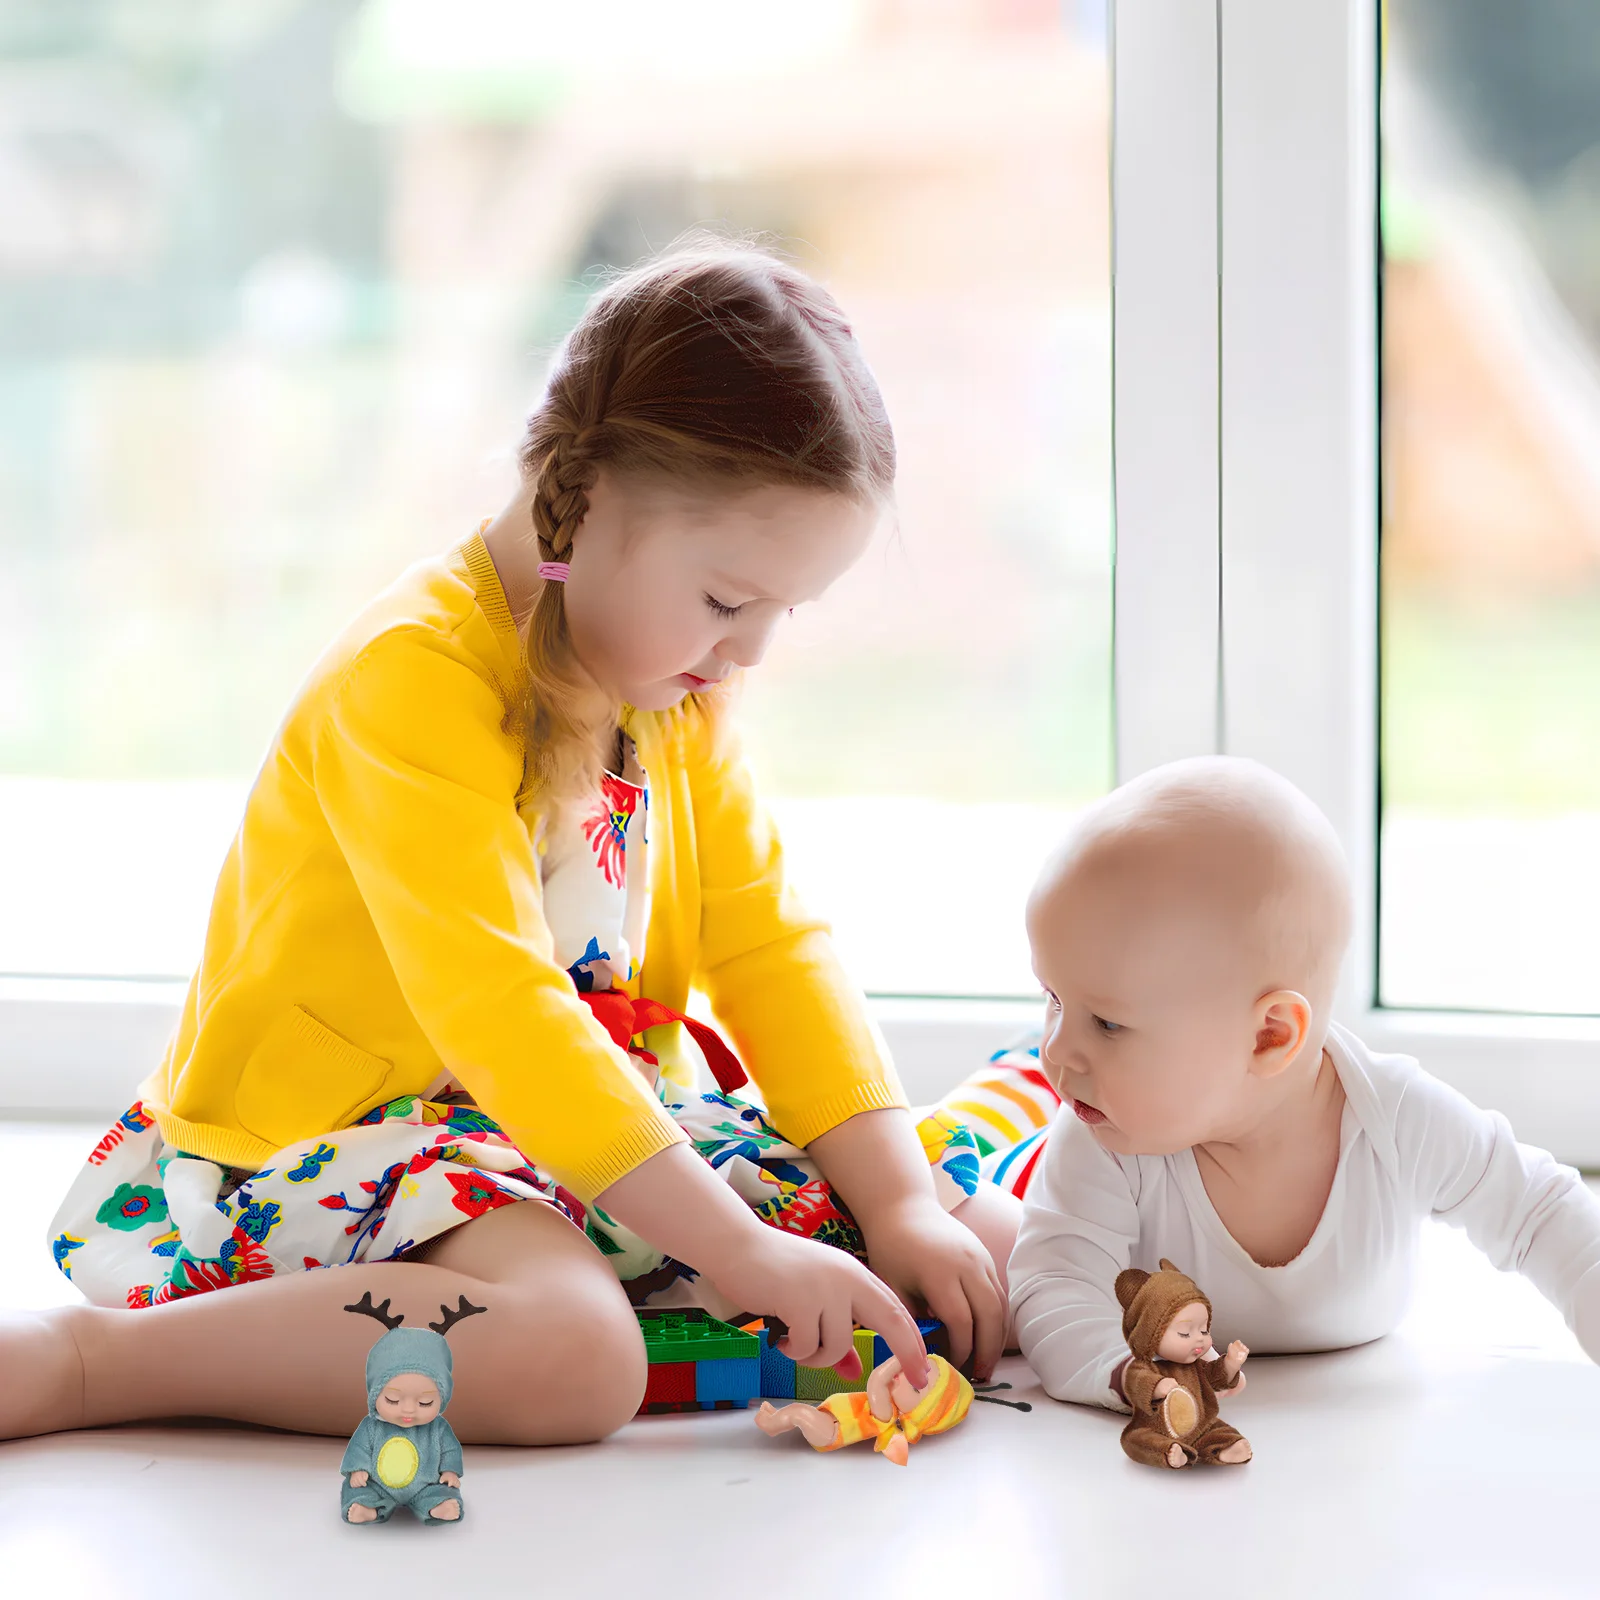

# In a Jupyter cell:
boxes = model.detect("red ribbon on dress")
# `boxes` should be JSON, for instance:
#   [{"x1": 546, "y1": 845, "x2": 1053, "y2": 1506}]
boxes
[{"x1": 579, "y1": 989, "x2": 748, "y2": 1095}]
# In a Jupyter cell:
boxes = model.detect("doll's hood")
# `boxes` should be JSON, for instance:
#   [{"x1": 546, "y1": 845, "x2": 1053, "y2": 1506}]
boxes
[
  {"x1": 365, "y1": 1327, "x2": 454, "y2": 1415},
  {"x1": 1115, "y1": 1258, "x2": 1212, "y2": 1360}
]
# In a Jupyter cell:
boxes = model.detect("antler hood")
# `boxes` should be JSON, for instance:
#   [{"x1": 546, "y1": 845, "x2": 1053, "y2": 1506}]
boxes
[
  {"x1": 1115, "y1": 1258, "x2": 1212, "y2": 1361},
  {"x1": 365, "y1": 1327, "x2": 455, "y2": 1416}
]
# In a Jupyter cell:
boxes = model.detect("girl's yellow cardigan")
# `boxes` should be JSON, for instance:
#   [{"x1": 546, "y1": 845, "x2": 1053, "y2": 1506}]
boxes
[{"x1": 138, "y1": 534, "x2": 906, "y2": 1201}]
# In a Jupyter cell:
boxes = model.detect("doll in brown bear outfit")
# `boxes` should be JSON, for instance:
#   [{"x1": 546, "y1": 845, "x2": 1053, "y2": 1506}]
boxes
[{"x1": 1115, "y1": 1259, "x2": 1251, "y2": 1469}]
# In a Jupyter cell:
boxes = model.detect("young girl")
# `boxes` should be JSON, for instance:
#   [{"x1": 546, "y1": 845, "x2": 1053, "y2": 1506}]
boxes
[{"x1": 6, "y1": 242, "x2": 1023, "y2": 1446}]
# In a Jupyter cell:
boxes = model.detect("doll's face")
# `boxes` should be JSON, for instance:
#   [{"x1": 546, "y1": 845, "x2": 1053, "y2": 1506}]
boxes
[
  {"x1": 375, "y1": 1371, "x2": 442, "y2": 1427},
  {"x1": 1156, "y1": 1303, "x2": 1213, "y2": 1365}
]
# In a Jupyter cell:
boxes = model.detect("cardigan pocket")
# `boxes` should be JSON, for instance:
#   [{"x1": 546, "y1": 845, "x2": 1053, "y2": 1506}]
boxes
[{"x1": 235, "y1": 1006, "x2": 393, "y2": 1150}]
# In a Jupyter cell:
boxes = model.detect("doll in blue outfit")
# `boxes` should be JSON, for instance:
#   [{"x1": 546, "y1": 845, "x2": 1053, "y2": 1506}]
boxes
[{"x1": 341, "y1": 1292, "x2": 482, "y2": 1525}]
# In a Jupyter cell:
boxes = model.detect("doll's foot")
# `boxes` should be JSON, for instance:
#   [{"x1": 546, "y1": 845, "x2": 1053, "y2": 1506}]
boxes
[
  {"x1": 346, "y1": 1503, "x2": 379, "y2": 1523},
  {"x1": 881, "y1": 1432, "x2": 910, "y2": 1467},
  {"x1": 755, "y1": 1401, "x2": 787, "y2": 1436},
  {"x1": 429, "y1": 1498, "x2": 461, "y2": 1521},
  {"x1": 1165, "y1": 1442, "x2": 1191, "y2": 1469},
  {"x1": 1217, "y1": 1438, "x2": 1252, "y2": 1465},
  {"x1": 0, "y1": 1309, "x2": 87, "y2": 1441}
]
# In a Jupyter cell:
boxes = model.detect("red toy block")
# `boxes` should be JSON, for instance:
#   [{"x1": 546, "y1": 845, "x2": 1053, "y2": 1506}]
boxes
[{"x1": 642, "y1": 1360, "x2": 696, "y2": 1409}]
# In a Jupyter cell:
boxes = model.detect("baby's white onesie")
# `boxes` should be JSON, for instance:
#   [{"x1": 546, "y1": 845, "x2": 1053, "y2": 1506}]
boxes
[{"x1": 1010, "y1": 1022, "x2": 1600, "y2": 1409}]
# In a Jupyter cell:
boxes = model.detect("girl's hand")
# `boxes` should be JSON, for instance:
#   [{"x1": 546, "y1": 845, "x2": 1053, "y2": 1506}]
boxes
[
  {"x1": 707, "y1": 1225, "x2": 930, "y2": 1388},
  {"x1": 860, "y1": 1197, "x2": 1007, "y2": 1382},
  {"x1": 440, "y1": 1471, "x2": 461, "y2": 1487},
  {"x1": 594, "y1": 1141, "x2": 929, "y2": 1380},
  {"x1": 348, "y1": 1470, "x2": 369, "y2": 1487}
]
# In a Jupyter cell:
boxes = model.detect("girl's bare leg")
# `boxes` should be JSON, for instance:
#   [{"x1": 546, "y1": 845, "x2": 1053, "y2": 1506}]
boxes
[{"x1": 1, "y1": 1201, "x2": 646, "y2": 1445}]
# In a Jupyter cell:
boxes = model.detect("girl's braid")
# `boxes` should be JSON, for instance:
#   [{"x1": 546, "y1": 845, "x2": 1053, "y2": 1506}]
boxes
[{"x1": 531, "y1": 425, "x2": 602, "y2": 563}]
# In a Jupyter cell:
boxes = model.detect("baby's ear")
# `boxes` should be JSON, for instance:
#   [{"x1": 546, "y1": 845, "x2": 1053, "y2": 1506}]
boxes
[{"x1": 1115, "y1": 1268, "x2": 1149, "y2": 1309}]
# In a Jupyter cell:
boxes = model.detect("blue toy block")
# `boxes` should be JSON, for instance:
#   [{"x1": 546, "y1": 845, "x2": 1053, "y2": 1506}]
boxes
[
  {"x1": 872, "y1": 1317, "x2": 950, "y2": 1369},
  {"x1": 695, "y1": 1356, "x2": 759, "y2": 1405},
  {"x1": 756, "y1": 1327, "x2": 795, "y2": 1400}
]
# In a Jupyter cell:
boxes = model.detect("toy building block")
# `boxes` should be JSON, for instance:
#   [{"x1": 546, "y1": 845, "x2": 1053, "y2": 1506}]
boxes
[
  {"x1": 636, "y1": 1308, "x2": 760, "y2": 1365},
  {"x1": 695, "y1": 1357, "x2": 760, "y2": 1405},
  {"x1": 642, "y1": 1361, "x2": 696, "y2": 1410},
  {"x1": 793, "y1": 1328, "x2": 878, "y2": 1401},
  {"x1": 871, "y1": 1318, "x2": 950, "y2": 1369},
  {"x1": 750, "y1": 1325, "x2": 796, "y2": 1399}
]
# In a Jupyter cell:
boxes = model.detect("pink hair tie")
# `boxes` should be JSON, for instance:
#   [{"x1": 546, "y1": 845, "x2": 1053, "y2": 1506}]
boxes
[{"x1": 537, "y1": 561, "x2": 571, "y2": 583}]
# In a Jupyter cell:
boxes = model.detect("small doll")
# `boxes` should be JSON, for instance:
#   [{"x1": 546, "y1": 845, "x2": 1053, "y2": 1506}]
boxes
[
  {"x1": 340, "y1": 1291, "x2": 484, "y2": 1524},
  {"x1": 756, "y1": 1353, "x2": 982, "y2": 1466},
  {"x1": 1115, "y1": 1258, "x2": 1251, "y2": 1469}
]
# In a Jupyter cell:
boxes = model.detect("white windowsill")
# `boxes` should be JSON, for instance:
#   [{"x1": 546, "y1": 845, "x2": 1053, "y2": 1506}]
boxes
[{"x1": 4, "y1": 977, "x2": 1596, "y2": 1167}]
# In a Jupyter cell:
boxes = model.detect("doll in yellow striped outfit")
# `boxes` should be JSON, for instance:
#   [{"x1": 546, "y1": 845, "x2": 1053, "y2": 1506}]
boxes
[{"x1": 755, "y1": 1353, "x2": 973, "y2": 1466}]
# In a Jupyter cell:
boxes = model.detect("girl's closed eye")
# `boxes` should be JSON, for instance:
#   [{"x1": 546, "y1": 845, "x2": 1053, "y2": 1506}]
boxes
[{"x1": 703, "y1": 593, "x2": 743, "y2": 619}]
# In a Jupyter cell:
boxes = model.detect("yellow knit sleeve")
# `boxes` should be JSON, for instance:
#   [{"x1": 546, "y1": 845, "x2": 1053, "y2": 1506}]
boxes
[
  {"x1": 312, "y1": 631, "x2": 685, "y2": 1201},
  {"x1": 678, "y1": 698, "x2": 907, "y2": 1147}
]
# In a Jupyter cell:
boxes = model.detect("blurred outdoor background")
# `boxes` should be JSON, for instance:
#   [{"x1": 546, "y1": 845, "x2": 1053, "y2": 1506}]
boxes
[
  {"x1": 3, "y1": 0, "x2": 1597, "y2": 1016},
  {"x1": 0, "y1": 0, "x2": 1112, "y2": 996},
  {"x1": 1383, "y1": 0, "x2": 1600, "y2": 1012}
]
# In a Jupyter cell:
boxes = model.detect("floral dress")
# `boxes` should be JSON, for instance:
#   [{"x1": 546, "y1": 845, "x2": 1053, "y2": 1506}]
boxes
[{"x1": 47, "y1": 739, "x2": 991, "y2": 1318}]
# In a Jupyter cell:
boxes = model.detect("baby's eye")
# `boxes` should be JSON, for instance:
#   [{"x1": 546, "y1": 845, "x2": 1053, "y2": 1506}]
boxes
[
  {"x1": 1041, "y1": 988, "x2": 1060, "y2": 1010},
  {"x1": 704, "y1": 593, "x2": 743, "y2": 619},
  {"x1": 1092, "y1": 1015, "x2": 1123, "y2": 1036}
]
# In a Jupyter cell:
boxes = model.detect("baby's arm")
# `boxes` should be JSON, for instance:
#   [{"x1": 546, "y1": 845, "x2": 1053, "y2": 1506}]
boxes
[
  {"x1": 1008, "y1": 1109, "x2": 1141, "y2": 1410},
  {"x1": 1396, "y1": 1060, "x2": 1600, "y2": 1361}
]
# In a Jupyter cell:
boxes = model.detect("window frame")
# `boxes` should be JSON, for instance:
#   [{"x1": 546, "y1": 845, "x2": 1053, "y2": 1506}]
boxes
[{"x1": 1165, "y1": 0, "x2": 1600, "y2": 1159}]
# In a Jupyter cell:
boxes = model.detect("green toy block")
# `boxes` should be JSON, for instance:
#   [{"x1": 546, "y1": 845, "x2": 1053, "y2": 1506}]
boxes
[
  {"x1": 636, "y1": 1307, "x2": 759, "y2": 1365},
  {"x1": 792, "y1": 1328, "x2": 877, "y2": 1400}
]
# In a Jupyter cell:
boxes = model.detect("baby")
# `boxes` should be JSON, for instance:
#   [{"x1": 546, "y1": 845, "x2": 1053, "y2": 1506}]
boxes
[{"x1": 1009, "y1": 756, "x2": 1600, "y2": 1408}]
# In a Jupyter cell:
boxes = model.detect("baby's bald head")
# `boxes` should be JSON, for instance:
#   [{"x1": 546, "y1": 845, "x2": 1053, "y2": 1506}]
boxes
[
  {"x1": 1034, "y1": 757, "x2": 1351, "y2": 1021},
  {"x1": 1028, "y1": 759, "x2": 1353, "y2": 1152}
]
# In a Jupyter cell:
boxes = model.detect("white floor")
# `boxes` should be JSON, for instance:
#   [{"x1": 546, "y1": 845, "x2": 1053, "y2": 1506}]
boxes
[{"x1": 4, "y1": 1121, "x2": 1600, "y2": 1599}]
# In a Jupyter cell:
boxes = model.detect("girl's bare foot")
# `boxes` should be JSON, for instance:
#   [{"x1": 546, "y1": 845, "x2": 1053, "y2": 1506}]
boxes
[
  {"x1": 1218, "y1": 1438, "x2": 1253, "y2": 1464},
  {"x1": 429, "y1": 1498, "x2": 461, "y2": 1520},
  {"x1": 346, "y1": 1503, "x2": 379, "y2": 1523},
  {"x1": 0, "y1": 1309, "x2": 87, "y2": 1441},
  {"x1": 1166, "y1": 1441, "x2": 1189, "y2": 1468}
]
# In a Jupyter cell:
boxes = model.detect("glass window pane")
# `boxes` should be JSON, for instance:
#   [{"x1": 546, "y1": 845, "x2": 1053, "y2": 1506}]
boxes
[
  {"x1": 1, "y1": 1, "x2": 1112, "y2": 997},
  {"x1": 1381, "y1": 0, "x2": 1600, "y2": 1014}
]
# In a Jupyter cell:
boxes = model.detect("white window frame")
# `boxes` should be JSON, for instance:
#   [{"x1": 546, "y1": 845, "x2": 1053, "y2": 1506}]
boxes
[
  {"x1": 6, "y1": 0, "x2": 1598, "y2": 1143},
  {"x1": 1118, "y1": 0, "x2": 1600, "y2": 1161}
]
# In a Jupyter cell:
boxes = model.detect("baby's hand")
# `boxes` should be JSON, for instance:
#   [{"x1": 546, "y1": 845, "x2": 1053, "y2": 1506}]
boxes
[
  {"x1": 440, "y1": 1470, "x2": 461, "y2": 1487},
  {"x1": 1225, "y1": 1340, "x2": 1250, "y2": 1369},
  {"x1": 348, "y1": 1470, "x2": 369, "y2": 1487},
  {"x1": 1152, "y1": 1377, "x2": 1177, "y2": 1400}
]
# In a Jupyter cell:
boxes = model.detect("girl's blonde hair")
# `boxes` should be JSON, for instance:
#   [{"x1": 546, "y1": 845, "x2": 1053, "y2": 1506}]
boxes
[{"x1": 513, "y1": 236, "x2": 896, "y2": 804}]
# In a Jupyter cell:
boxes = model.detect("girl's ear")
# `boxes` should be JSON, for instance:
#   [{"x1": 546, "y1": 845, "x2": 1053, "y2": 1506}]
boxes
[{"x1": 1250, "y1": 991, "x2": 1313, "y2": 1077}]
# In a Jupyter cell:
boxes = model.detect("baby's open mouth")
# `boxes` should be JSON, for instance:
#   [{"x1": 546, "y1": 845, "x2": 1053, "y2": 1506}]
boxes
[{"x1": 1071, "y1": 1099, "x2": 1106, "y2": 1126}]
